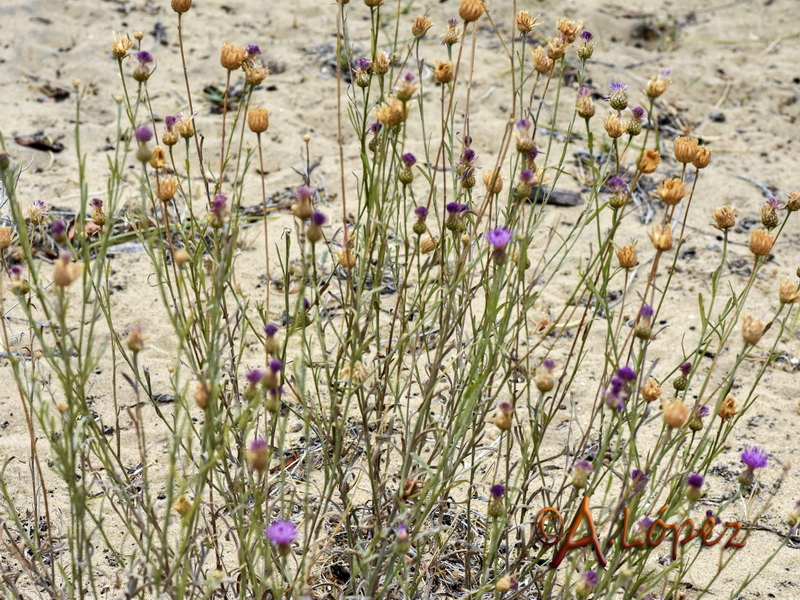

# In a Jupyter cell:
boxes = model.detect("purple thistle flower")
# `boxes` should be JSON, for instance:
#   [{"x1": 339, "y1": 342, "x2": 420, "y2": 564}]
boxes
[
  {"x1": 609, "y1": 377, "x2": 624, "y2": 395},
  {"x1": 631, "y1": 106, "x2": 646, "y2": 120},
  {"x1": 447, "y1": 17, "x2": 459, "y2": 26},
  {"x1": 211, "y1": 194, "x2": 227, "y2": 214},
  {"x1": 706, "y1": 509, "x2": 721, "y2": 525},
  {"x1": 354, "y1": 57, "x2": 372, "y2": 72},
  {"x1": 134, "y1": 125, "x2": 153, "y2": 143},
  {"x1": 458, "y1": 203, "x2": 470, "y2": 213},
  {"x1": 245, "y1": 44, "x2": 262, "y2": 56},
  {"x1": 528, "y1": 145, "x2": 540, "y2": 160},
  {"x1": 576, "y1": 86, "x2": 591, "y2": 99},
  {"x1": 269, "y1": 358, "x2": 283, "y2": 373},
  {"x1": 639, "y1": 304, "x2": 654, "y2": 319},
  {"x1": 446, "y1": 202, "x2": 461, "y2": 214},
  {"x1": 516, "y1": 118, "x2": 531, "y2": 130},
  {"x1": 609, "y1": 81, "x2": 628, "y2": 93},
  {"x1": 90, "y1": 198, "x2": 103, "y2": 210},
  {"x1": 303, "y1": 298, "x2": 310, "y2": 310},
  {"x1": 574, "y1": 459, "x2": 593, "y2": 473},
  {"x1": 10, "y1": 265, "x2": 23, "y2": 278},
  {"x1": 486, "y1": 227, "x2": 512, "y2": 249},
  {"x1": 401, "y1": 153, "x2": 417, "y2": 168},
  {"x1": 462, "y1": 148, "x2": 477, "y2": 163},
  {"x1": 264, "y1": 323, "x2": 279, "y2": 337},
  {"x1": 414, "y1": 206, "x2": 428, "y2": 219},
  {"x1": 403, "y1": 71, "x2": 415, "y2": 83},
  {"x1": 543, "y1": 358, "x2": 555, "y2": 370},
  {"x1": 631, "y1": 469, "x2": 648, "y2": 492},
  {"x1": 311, "y1": 211, "x2": 327, "y2": 227},
  {"x1": 32, "y1": 199, "x2": 49, "y2": 216},
  {"x1": 581, "y1": 570, "x2": 599, "y2": 588},
  {"x1": 636, "y1": 517, "x2": 653, "y2": 534},
  {"x1": 765, "y1": 196, "x2": 783, "y2": 209},
  {"x1": 246, "y1": 369, "x2": 266, "y2": 385},
  {"x1": 265, "y1": 520, "x2": 298, "y2": 545},
  {"x1": 607, "y1": 176, "x2": 628, "y2": 193},
  {"x1": 490, "y1": 484, "x2": 505, "y2": 499},
  {"x1": 519, "y1": 169, "x2": 535, "y2": 184},
  {"x1": 296, "y1": 185, "x2": 314, "y2": 201},
  {"x1": 679, "y1": 361, "x2": 692, "y2": 375},
  {"x1": 580, "y1": 31, "x2": 594, "y2": 42},
  {"x1": 249, "y1": 437, "x2": 268, "y2": 453},
  {"x1": 368, "y1": 122, "x2": 382, "y2": 135},
  {"x1": 687, "y1": 473, "x2": 704, "y2": 488},
  {"x1": 741, "y1": 446, "x2": 768, "y2": 469},
  {"x1": 165, "y1": 114, "x2": 181, "y2": 130},
  {"x1": 617, "y1": 366, "x2": 637, "y2": 382},
  {"x1": 51, "y1": 219, "x2": 66, "y2": 237},
  {"x1": 660, "y1": 68, "x2": 672, "y2": 77},
  {"x1": 695, "y1": 404, "x2": 710, "y2": 418},
  {"x1": 136, "y1": 50, "x2": 154, "y2": 64}
]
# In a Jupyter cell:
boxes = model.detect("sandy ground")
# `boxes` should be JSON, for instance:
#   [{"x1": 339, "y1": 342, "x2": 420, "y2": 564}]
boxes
[{"x1": 1, "y1": 0, "x2": 800, "y2": 597}]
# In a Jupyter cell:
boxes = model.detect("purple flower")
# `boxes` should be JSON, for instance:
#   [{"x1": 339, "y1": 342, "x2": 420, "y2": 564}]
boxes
[
  {"x1": 519, "y1": 169, "x2": 535, "y2": 184},
  {"x1": 581, "y1": 570, "x2": 599, "y2": 588},
  {"x1": 574, "y1": 459, "x2": 593, "y2": 473},
  {"x1": 631, "y1": 469, "x2": 648, "y2": 492},
  {"x1": 51, "y1": 219, "x2": 66, "y2": 237},
  {"x1": 741, "y1": 446, "x2": 768, "y2": 469},
  {"x1": 543, "y1": 358, "x2": 555, "y2": 370},
  {"x1": 135, "y1": 50, "x2": 154, "y2": 64},
  {"x1": 580, "y1": 31, "x2": 594, "y2": 42},
  {"x1": 211, "y1": 194, "x2": 227, "y2": 214},
  {"x1": 90, "y1": 197, "x2": 103, "y2": 210},
  {"x1": 462, "y1": 148, "x2": 477, "y2": 163},
  {"x1": 639, "y1": 304, "x2": 654, "y2": 319},
  {"x1": 679, "y1": 361, "x2": 692, "y2": 375},
  {"x1": 414, "y1": 206, "x2": 428, "y2": 219},
  {"x1": 266, "y1": 520, "x2": 298, "y2": 545},
  {"x1": 311, "y1": 211, "x2": 327, "y2": 227},
  {"x1": 694, "y1": 404, "x2": 710, "y2": 418},
  {"x1": 446, "y1": 202, "x2": 461, "y2": 214},
  {"x1": 660, "y1": 68, "x2": 672, "y2": 77},
  {"x1": 706, "y1": 509, "x2": 721, "y2": 525},
  {"x1": 458, "y1": 203, "x2": 470, "y2": 213},
  {"x1": 489, "y1": 484, "x2": 505, "y2": 499},
  {"x1": 528, "y1": 146, "x2": 540, "y2": 160},
  {"x1": 765, "y1": 197, "x2": 783, "y2": 209},
  {"x1": 401, "y1": 152, "x2": 417, "y2": 168},
  {"x1": 134, "y1": 125, "x2": 152, "y2": 143},
  {"x1": 249, "y1": 437, "x2": 268, "y2": 453},
  {"x1": 631, "y1": 106, "x2": 646, "y2": 120},
  {"x1": 264, "y1": 323, "x2": 279, "y2": 337},
  {"x1": 165, "y1": 114, "x2": 181, "y2": 130},
  {"x1": 246, "y1": 369, "x2": 266, "y2": 385},
  {"x1": 296, "y1": 185, "x2": 314, "y2": 201},
  {"x1": 607, "y1": 176, "x2": 627, "y2": 193},
  {"x1": 368, "y1": 122, "x2": 382, "y2": 135},
  {"x1": 10, "y1": 265, "x2": 23, "y2": 278},
  {"x1": 32, "y1": 199, "x2": 49, "y2": 216},
  {"x1": 269, "y1": 358, "x2": 283, "y2": 373},
  {"x1": 403, "y1": 71, "x2": 415, "y2": 83},
  {"x1": 516, "y1": 118, "x2": 531, "y2": 130},
  {"x1": 486, "y1": 227, "x2": 512, "y2": 249},
  {"x1": 447, "y1": 17, "x2": 459, "y2": 26},
  {"x1": 353, "y1": 57, "x2": 372, "y2": 72},
  {"x1": 636, "y1": 517, "x2": 653, "y2": 534},
  {"x1": 617, "y1": 366, "x2": 636, "y2": 382},
  {"x1": 245, "y1": 44, "x2": 262, "y2": 56},
  {"x1": 609, "y1": 81, "x2": 628, "y2": 93},
  {"x1": 687, "y1": 473, "x2": 704, "y2": 488}
]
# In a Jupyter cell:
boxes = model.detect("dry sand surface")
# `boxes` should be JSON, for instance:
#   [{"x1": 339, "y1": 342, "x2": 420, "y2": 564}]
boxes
[{"x1": 1, "y1": 0, "x2": 800, "y2": 597}]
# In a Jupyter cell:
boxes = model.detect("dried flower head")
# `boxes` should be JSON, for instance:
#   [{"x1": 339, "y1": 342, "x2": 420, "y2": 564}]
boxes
[
  {"x1": 637, "y1": 149, "x2": 661, "y2": 174},
  {"x1": 111, "y1": 32, "x2": 133, "y2": 58},
  {"x1": 420, "y1": 236, "x2": 437, "y2": 254},
  {"x1": 748, "y1": 229, "x2": 773, "y2": 257},
  {"x1": 442, "y1": 17, "x2": 461, "y2": 46},
  {"x1": 516, "y1": 11, "x2": 539, "y2": 34},
  {"x1": 616, "y1": 244, "x2": 638, "y2": 269},
  {"x1": 483, "y1": 169, "x2": 503, "y2": 194},
  {"x1": 171, "y1": 0, "x2": 192, "y2": 13},
  {"x1": 246, "y1": 437, "x2": 269, "y2": 471},
  {"x1": 125, "y1": 326, "x2": 145, "y2": 354},
  {"x1": 248, "y1": 107, "x2": 269, "y2": 134},
  {"x1": 786, "y1": 191, "x2": 800, "y2": 212},
  {"x1": 657, "y1": 178, "x2": 686, "y2": 206},
  {"x1": 156, "y1": 177, "x2": 179, "y2": 202},
  {"x1": 648, "y1": 224, "x2": 673, "y2": 251},
  {"x1": 663, "y1": 399, "x2": 690, "y2": 428},
  {"x1": 646, "y1": 68, "x2": 672, "y2": 98},
  {"x1": 641, "y1": 377, "x2": 661, "y2": 402},
  {"x1": 412, "y1": 15, "x2": 433, "y2": 37},
  {"x1": 572, "y1": 460, "x2": 593, "y2": 488},
  {"x1": 27, "y1": 199, "x2": 49, "y2": 225},
  {"x1": 673, "y1": 136, "x2": 699, "y2": 164},
  {"x1": 712, "y1": 205, "x2": 736, "y2": 230},
  {"x1": 53, "y1": 250, "x2": 82, "y2": 287},
  {"x1": 575, "y1": 87, "x2": 595, "y2": 119},
  {"x1": 602, "y1": 114, "x2": 625, "y2": 139},
  {"x1": 779, "y1": 279, "x2": 800, "y2": 304},
  {"x1": 220, "y1": 43, "x2": 246, "y2": 71},
  {"x1": 718, "y1": 396, "x2": 737, "y2": 421},
  {"x1": 740, "y1": 314, "x2": 767, "y2": 345},
  {"x1": 0, "y1": 227, "x2": 11, "y2": 250},
  {"x1": 395, "y1": 72, "x2": 419, "y2": 102},
  {"x1": 459, "y1": 0, "x2": 486, "y2": 22},
  {"x1": 373, "y1": 51, "x2": 390, "y2": 76},
  {"x1": 173, "y1": 495, "x2": 192, "y2": 516},
  {"x1": 433, "y1": 60, "x2": 454, "y2": 84},
  {"x1": 374, "y1": 97, "x2": 409, "y2": 128},
  {"x1": 531, "y1": 46, "x2": 554, "y2": 74},
  {"x1": 693, "y1": 146, "x2": 712, "y2": 169},
  {"x1": 556, "y1": 17, "x2": 583, "y2": 43},
  {"x1": 245, "y1": 62, "x2": 268, "y2": 86},
  {"x1": 547, "y1": 35, "x2": 569, "y2": 60}
]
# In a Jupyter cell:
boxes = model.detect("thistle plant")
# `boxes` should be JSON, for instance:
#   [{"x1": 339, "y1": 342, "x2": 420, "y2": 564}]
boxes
[{"x1": 0, "y1": 1, "x2": 798, "y2": 599}]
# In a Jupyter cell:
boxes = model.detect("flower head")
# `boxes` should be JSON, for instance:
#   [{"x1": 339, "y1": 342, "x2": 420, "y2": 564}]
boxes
[
  {"x1": 543, "y1": 358, "x2": 555, "y2": 370},
  {"x1": 264, "y1": 323, "x2": 279, "y2": 337},
  {"x1": 687, "y1": 473, "x2": 704, "y2": 488},
  {"x1": 741, "y1": 446, "x2": 768, "y2": 469},
  {"x1": 245, "y1": 44, "x2": 262, "y2": 56},
  {"x1": 519, "y1": 169, "x2": 535, "y2": 184},
  {"x1": 489, "y1": 484, "x2": 505, "y2": 499},
  {"x1": 414, "y1": 206, "x2": 428, "y2": 219},
  {"x1": 165, "y1": 114, "x2": 181, "y2": 131},
  {"x1": 607, "y1": 176, "x2": 628, "y2": 194},
  {"x1": 402, "y1": 153, "x2": 417, "y2": 168},
  {"x1": 136, "y1": 50, "x2": 154, "y2": 64},
  {"x1": 269, "y1": 358, "x2": 283, "y2": 373},
  {"x1": 486, "y1": 228, "x2": 512, "y2": 249},
  {"x1": 246, "y1": 369, "x2": 266, "y2": 385},
  {"x1": 679, "y1": 361, "x2": 692, "y2": 375},
  {"x1": 639, "y1": 304, "x2": 654, "y2": 319},
  {"x1": 354, "y1": 57, "x2": 372, "y2": 72},
  {"x1": 296, "y1": 185, "x2": 314, "y2": 201},
  {"x1": 617, "y1": 365, "x2": 636, "y2": 382},
  {"x1": 266, "y1": 520, "x2": 298, "y2": 545},
  {"x1": 581, "y1": 31, "x2": 594, "y2": 42},
  {"x1": 609, "y1": 81, "x2": 628, "y2": 93},
  {"x1": 134, "y1": 125, "x2": 153, "y2": 143},
  {"x1": 630, "y1": 106, "x2": 646, "y2": 120}
]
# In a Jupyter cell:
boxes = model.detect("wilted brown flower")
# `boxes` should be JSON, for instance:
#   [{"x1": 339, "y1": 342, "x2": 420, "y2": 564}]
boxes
[
  {"x1": 53, "y1": 252, "x2": 82, "y2": 287},
  {"x1": 648, "y1": 224, "x2": 673, "y2": 251},
  {"x1": 173, "y1": 496, "x2": 192, "y2": 516},
  {"x1": 373, "y1": 51, "x2": 390, "y2": 76},
  {"x1": 712, "y1": 206, "x2": 736, "y2": 230},
  {"x1": 602, "y1": 114, "x2": 625, "y2": 138},
  {"x1": 641, "y1": 377, "x2": 661, "y2": 403},
  {"x1": 657, "y1": 178, "x2": 686, "y2": 206},
  {"x1": 483, "y1": 170, "x2": 503, "y2": 194},
  {"x1": 646, "y1": 70, "x2": 672, "y2": 98},
  {"x1": 459, "y1": 0, "x2": 485, "y2": 22},
  {"x1": 786, "y1": 191, "x2": 800, "y2": 212},
  {"x1": 125, "y1": 326, "x2": 145, "y2": 353},
  {"x1": 531, "y1": 46, "x2": 554, "y2": 74},
  {"x1": 337, "y1": 248, "x2": 357, "y2": 269},
  {"x1": 556, "y1": 17, "x2": 583, "y2": 43},
  {"x1": 111, "y1": 32, "x2": 132, "y2": 58},
  {"x1": 515, "y1": 10, "x2": 539, "y2": 33},
  {"x1": 443, "y1": 19, "x2": 461, "y2": 46},
  {"x1": 245, "y1": 63, "x2": 268, "y2": 86},
  {"x1": 673, "y1": 136, "x2": 699, "y2": 164},
  {"x1": 0, "y1": 227, "x2": 12, "y2": 250},
  {"x1": 779, "y1": 279, "x2": 800, "y2": 304},
  {"x1": 616, "y1": 244, "x2": 638, "y2": 269},
  {"x1": 420, "y1": 236, "x2": 437, "y2": 254},
  {"x1": 693, "y1": 146, "x2": 712, "y2": 169},
  {"x1": 663, "y1": 399, "x2": 690, "y2": 428},
  {"x1": 220, "y1": 43, "x2": 246, "y2": 71},
  {"x1": 149, "y1": 145, "x2": 166, "y2": 170},
  {"x1": 171, "y1": 0, "x2": 192, "y2": 13},
  {"x1": 717, "y1": 396, "x2": 737, "y2": 421},
  {"x1": 248, "y1": 108, "x2": 269, "y2": 134},
  {"x1": 546, "y1": 36, "x2": 569, "y2": 60},
  {"x1": 434, "y1": 61, "x2": 453, "y2": 84},
  {"x1": 741, "y1": 314, "x2": 767, "y2": 345},
  {"x1": 156, "y1": 177, "x2": 179, "y2": 202},
  {"x1": 638, "y1": 149, "x2": 661, "y2": 174},
  {"x1": 411, "y1": 15, "x2": 433, "y2": 37},
  {"x1": 749, "y1": 229, "x2": 773, "y2": 256},
  {"x1": 374, "y1": 97, "x2": 408, "y2": 128}
]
